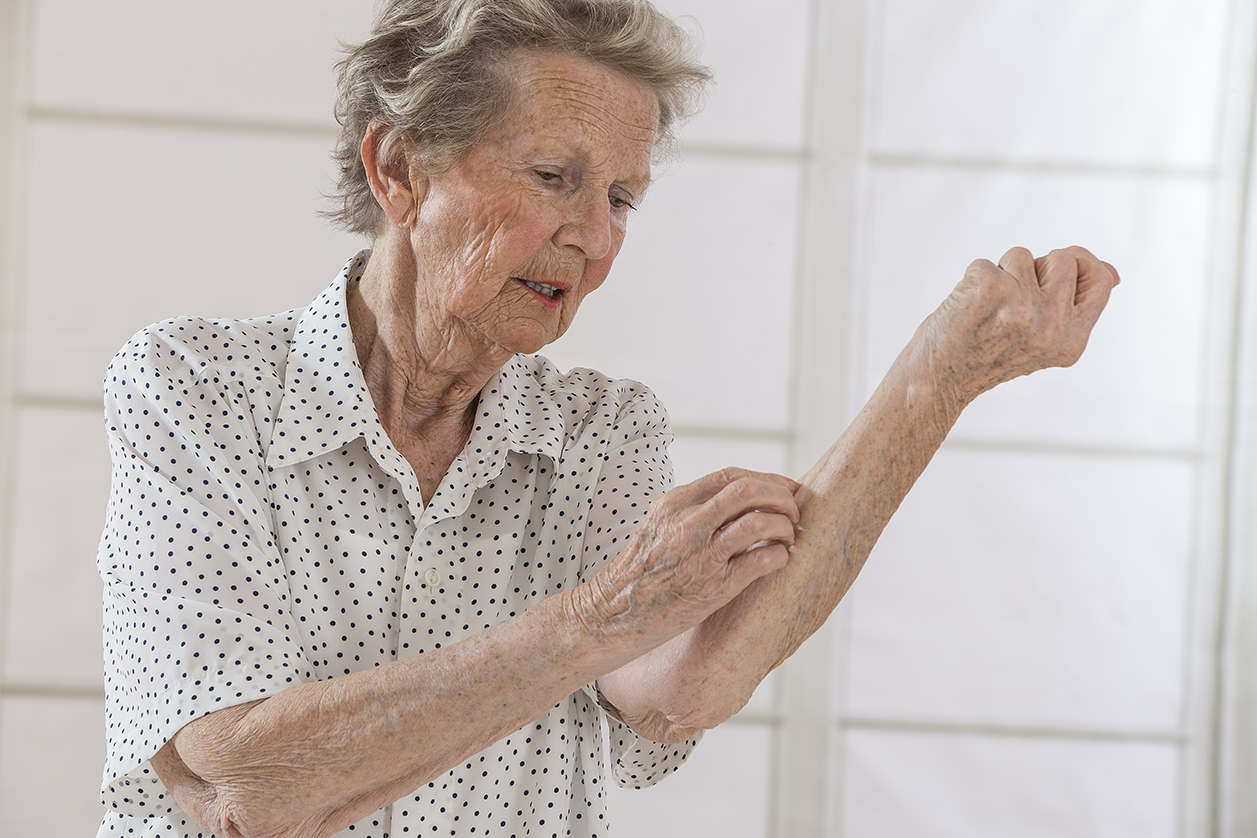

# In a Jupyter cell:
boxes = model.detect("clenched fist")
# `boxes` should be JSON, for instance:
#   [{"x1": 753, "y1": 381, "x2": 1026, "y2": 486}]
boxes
[{"x1": 918, "y1": 245, "x2": 1119, "y2": 419}]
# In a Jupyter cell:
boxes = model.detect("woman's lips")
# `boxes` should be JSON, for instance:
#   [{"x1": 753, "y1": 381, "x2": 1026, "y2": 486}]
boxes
[{"x1": 514, "y1": 277, "x2": 565, "y2": 306}]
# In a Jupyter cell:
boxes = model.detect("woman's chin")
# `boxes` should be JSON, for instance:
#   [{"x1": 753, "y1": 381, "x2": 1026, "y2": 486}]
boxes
[{"x1": 492, "y1": 319, "x2": 563, "y2": 356}]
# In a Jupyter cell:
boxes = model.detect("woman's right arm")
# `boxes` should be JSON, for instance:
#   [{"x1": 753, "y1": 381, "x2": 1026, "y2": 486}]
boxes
[
  {"x1": 102, "y1": 321, "x2": 796, "y2": 838},
  {"x1": 144, "y1": 469, "x2": 796, "y2": 838},
  {"x1": 149, "y1": 590, "x2": 609, "y2": 838}
]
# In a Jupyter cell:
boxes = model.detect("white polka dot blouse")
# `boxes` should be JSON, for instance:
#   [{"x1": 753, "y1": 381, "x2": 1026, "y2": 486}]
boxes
[{"x1": 96, "y1": 253, "x2": 700, "y2": 838}]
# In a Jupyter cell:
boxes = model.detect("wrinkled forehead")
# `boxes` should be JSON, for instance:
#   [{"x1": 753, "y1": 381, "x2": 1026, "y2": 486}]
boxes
[
  {"x1": 493, "y1": 50, "x2": 660, "y2": 174},
  {"x1": 511, "y1": 51, "x2": 660, "y2": 132}
]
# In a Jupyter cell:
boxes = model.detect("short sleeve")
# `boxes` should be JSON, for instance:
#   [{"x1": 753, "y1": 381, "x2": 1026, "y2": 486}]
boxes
[
  {"x1": 97, "y1": 325, "x2": 311, "y2": 817},
  {"x1": 574, "y1": 385, "x2": 703, "y2": 786},
  {"x1": 578, "y1": 386, "x2": 675, "y2": 581},
  {"x1": 604, "y1": 717, "x2": 703, "y2": 790}
]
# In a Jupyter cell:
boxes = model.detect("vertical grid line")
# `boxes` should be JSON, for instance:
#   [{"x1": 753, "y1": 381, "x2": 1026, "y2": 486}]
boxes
[
  {"x1": 770, "y1": 0, "x2": 829, "y2": 825},
  {"x1": 813, "y1": 4, "x2": 1232, "y2": 838},
  {"x1": 1212, "y1": 0, "x2": 1257, "y2": 832},
  {"x1": 770, "y1": 0, "x2": 825, "y2": 833},
  {"x1": 0, "y1": 0, "x2": 34, "y2": 720},
  {"x1": 825, "y1": 1, "x2": 887, "y2": 834},
  {"x1": 776, "y1": 0, "x2": 876, "y2": 835},
  {"x1": 1184, "y1": 4, "x2": 1257, "y2": 837}
]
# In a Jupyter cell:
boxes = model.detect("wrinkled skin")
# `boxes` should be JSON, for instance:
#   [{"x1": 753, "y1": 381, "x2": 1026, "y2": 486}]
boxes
[
  {"x1": 925, "y1": 246, "x2": 1117, "y2": 412},
  {"x1": 146, "y1": 45, "x2": 1119, "y2": 838},
  {"x1": 597, "y1": 244, "x2": 1118, "y2": 740}
]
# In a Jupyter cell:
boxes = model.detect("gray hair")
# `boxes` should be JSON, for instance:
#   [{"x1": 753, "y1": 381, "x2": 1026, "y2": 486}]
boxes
[{"x1": 325, "y1": 0, "x2": 713, "y2": 237}]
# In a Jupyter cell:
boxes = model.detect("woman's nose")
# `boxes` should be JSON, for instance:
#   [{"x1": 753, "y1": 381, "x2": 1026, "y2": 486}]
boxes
[{"x1": 553, "y1": 193, "x2": 613, "y2": 260}]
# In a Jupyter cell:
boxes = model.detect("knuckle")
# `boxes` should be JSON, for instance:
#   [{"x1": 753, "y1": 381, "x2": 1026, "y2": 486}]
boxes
[
  {"x1": 724, "y1": 477, "x2": 754, "y2": 502},
  {"x1": 966, "y1": 257, "x2": 997, "y2": 277}
]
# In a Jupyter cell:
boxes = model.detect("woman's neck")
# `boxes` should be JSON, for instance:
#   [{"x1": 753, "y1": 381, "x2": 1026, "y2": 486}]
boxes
[{"x1": 350, "y1": 236, "x2": 511, "y2": 495}]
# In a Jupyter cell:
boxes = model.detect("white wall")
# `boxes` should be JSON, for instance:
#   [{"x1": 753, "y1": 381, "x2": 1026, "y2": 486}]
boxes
[
  {"x1": 0, "y1": 1, "x2": 1251, "y2": 837},
  {"x1": 832, "y1": 3, "x2": 1235, "y2": 837}
]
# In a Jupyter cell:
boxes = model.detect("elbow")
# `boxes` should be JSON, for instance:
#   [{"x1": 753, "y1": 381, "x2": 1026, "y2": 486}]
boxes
[
  {"x1": 671, "y1": 693, "x2": 747, "y2": 733},
  {"x1": 628, "y1": 692, "x2": 750, "y2": 743},
  {"x1": 675, "y1": 670, "x2": 762, "y2": 732},
  {"x1": 150, "y1": 739, "x2": 241, "y2": 836},
  {"x1": 623, "y1": 710, "x2": 706, "y2": 744}
]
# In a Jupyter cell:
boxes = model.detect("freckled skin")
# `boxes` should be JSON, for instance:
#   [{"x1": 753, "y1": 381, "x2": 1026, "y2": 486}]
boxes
[
  {"x1": 350, "y1": 51, "x2": 659, "y2": 499},
  {"x1": 146, "y1": 46, "x2": 1119, "y2": 838},
  {"x1": 148, "y1": 53, "x2": 801, "y2": 838},
  {"x1": 400, "y1": 52, "x2": 657, "y2": 362}
]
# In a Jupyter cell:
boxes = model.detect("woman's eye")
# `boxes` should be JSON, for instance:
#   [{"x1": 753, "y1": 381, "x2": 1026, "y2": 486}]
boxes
[
  {"x1": 609, "y1": 195, "x2": 638, "y2": 211},
  {"x1": 535, "y1": 171, "x2": 561, "y2": 183}
]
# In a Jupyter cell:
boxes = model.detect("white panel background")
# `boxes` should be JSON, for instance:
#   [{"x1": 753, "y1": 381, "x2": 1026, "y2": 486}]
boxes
[{"x1": 0, "y1": 1, "x2": 1251, "y2": 837}]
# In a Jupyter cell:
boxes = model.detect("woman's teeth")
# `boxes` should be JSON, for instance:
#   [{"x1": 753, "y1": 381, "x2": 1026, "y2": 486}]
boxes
[{"x1": 522, "y1": 280, "x2": 558, "y2": 298}]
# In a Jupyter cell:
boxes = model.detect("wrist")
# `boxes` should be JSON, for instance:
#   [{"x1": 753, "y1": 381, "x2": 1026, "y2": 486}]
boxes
[
  {"x1": 552, "y1": 575, "x2": 643, "y2": 678},
  {"x1": 900, "y1": 320, "x2": 977, "y2": 432}
]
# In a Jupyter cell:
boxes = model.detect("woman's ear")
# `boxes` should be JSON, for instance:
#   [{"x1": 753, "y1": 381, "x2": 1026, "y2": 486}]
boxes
[{"x1": 361, "y1": 120, "x2": 428, "y2": 229}]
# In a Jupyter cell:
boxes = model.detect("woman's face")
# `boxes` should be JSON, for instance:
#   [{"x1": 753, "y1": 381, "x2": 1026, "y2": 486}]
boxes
[{"x1": 407, "y1": 50, "x2": 659, "y2": 356}]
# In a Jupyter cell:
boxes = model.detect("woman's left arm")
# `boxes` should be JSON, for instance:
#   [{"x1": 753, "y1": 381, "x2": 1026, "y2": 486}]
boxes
[{"x1": 599, "y1": 246, "x2": 1119, "y2": 742}]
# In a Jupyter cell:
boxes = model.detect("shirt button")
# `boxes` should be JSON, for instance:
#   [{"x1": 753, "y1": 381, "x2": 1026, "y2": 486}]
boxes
[{"x1": 423, "y1": 568, "x2": 442, "y2": 588}]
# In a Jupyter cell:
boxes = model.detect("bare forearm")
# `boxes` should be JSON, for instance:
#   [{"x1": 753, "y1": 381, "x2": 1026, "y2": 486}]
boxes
[
  {"x1": 152, "y1": 461, "x2": 803, "y2": 838},
  {"x1": 761, "y1": 345, "x2": 960, "y2": 659},
  {"x1": 600, "y1": 340, "x2": 959, "y2": 735},
  {"x1": 602, "y1": 247, "x2": 1118, "y2": 737},
  {"x1": 154, "y1": 589, "x2": 620, "y2": 838}
]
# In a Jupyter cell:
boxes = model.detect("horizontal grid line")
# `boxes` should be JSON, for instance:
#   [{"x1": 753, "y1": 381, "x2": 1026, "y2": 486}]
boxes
[
  {"x1": 669, "y1": 424, "x2": 1196, "y2": 460},
  {"x1": 671, "y1": 424, "x2": 795, "y2": 443},
  {"x1": 870, "y1": 151, "x2": 1215, "y2": 180},
  {"x1": 1, "y1": 682, "x2": 105, "y2": 700},
  {"x1": 726, "y1": 710, "x2": 782, "y2": 727},
  {"x1": 12, "y1": 392, "x2": 101, "y2": 411},
  {"x1": 941, "y1": 435, "x2": 1200, "y2": 462},
  {"x1": 6, "y1": 396, "x2": 1193, "y2": 464},
  {"x1": 837, "y1": 715, "x2": 1186, "y2": 745},
  {"x1": 26, "y1": 104, "x2": 338, "y2": 139},
  {"x1": 678, "y1": 141, "x2": 808, "y2": 163},
  {"x1": 24, "y1": 106, "x2": 809, "y2": 165}
]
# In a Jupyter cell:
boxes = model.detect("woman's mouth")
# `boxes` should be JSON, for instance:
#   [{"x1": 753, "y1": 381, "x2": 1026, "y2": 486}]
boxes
[{"x1": 516, "y1": 277, "x2": 563, "y2": 303}]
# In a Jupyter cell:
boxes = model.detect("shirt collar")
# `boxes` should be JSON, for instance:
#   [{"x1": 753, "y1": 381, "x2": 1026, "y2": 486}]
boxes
[
  {"x1": 266, "y1": 254, "x2": 569, "y2": 477},
  {"x1": 476, "y1": 353, "x2": 568, "y2": 464},
  {"x1": 265, "y1": 251, "x2": 376, "y2": 470}
]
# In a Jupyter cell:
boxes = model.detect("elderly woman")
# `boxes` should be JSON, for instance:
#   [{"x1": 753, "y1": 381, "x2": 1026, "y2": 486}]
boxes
[{"x1": 96, "y1": 1, "x2": 1117, "y2": 837}]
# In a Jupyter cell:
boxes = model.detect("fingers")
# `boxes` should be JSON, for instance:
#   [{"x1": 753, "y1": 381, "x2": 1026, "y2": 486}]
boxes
[
  {"x1": 602, "y1": 469, "x2": 800, "y2": 642},
  {"x1": 1068, "y1": 247, "x2": 1119, "y2": 292},
  {"x1": 725, "y1": 541, "x2": 791, "y2": 589},
  {"x1": 663, "y1": 468, "x2": 800, "y2": 533},
  {"x1": 713, "y1": 508, "x2": 798, "y2": 557},
  {"x1": 669, "y1": 467, "x2": 799, "y2": 506},
  {"x1": 640, "y1": 468, "x2": 800, "y2": 589},
  {"x1": 1072, "y1": 250, "x2": 1118, "y2": 316},
  {"x1": 997, "y1": 246, "x2": 1037, "y2": 286},
  {"x1": 1033, "y1": 248, "x2": 1082, "y2": 309},
  {"x1": 1101, "y1": 261, "x2": 1121, "y2": 286},
  {"x1": 1037, "y1": 246, "x2": 1119, "y2": 316}
]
